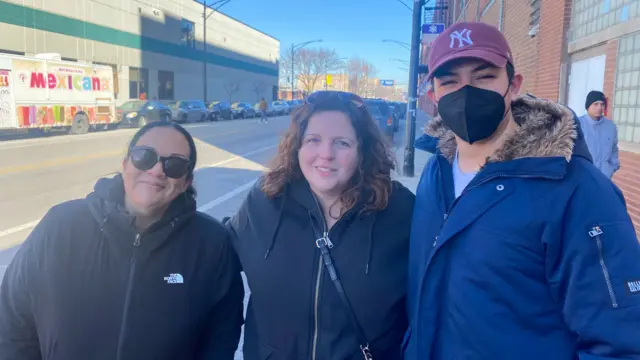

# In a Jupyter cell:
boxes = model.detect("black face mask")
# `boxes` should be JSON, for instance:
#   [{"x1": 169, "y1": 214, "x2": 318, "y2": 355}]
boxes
[{"x1": 437, "y1": 85, "x2": 510, "y2": 144}]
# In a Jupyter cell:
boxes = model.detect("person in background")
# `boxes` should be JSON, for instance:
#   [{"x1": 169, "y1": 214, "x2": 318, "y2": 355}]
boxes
[
  {"x1": 414, "y1": 132, "x2": 439, "y2": 154},
  {"x1": 259, "y1": 97, "x2": 268, "y2": 124},
  {"x1": 405, "y1": 21, "x2": 640, "y2": 360},
  {"x1": 226, "y1": 91, "x2": 415, "y2": 360},
  {"x1": 578, "y1": 90, "x2": 620, "y2": 178},
  {"x1": 0, "y1": 121, "x2": 244, "y2": 360}
]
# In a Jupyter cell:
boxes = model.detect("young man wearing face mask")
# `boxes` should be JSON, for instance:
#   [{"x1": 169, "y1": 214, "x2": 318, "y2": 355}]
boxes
[{"x1": 404, "y1": 22, "x2": 640, "y2": 360}]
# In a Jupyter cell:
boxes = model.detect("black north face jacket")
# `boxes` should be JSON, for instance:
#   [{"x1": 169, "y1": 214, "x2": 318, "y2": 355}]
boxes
[{"x1": 0, "y1": 175, "x2": 244, "y2": 360}]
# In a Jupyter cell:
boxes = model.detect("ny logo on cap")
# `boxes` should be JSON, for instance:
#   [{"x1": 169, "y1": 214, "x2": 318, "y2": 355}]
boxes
[{"x1": 449, "y1": 29, "x2": 473, "y2": 49}]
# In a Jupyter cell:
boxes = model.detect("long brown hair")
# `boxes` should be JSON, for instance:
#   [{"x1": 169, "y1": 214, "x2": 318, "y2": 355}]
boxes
[{"x1": 261, "y1": 95, "x2": 396, "y2": 214}]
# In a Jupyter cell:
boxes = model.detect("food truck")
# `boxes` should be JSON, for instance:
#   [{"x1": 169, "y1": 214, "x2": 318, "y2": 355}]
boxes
[{"x1": 0, "y1": 53, "x2": 118, "y2": 134}]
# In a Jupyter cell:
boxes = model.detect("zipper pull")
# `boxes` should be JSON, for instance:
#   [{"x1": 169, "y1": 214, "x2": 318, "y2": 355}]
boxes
[
  {"x1": 133, "y1": 234, "x2": 141, "y2": 246},
  {"x1": 589, "y1": 226, "x2": 603, "y2": 238},
  {"x1": 324, "y1": 232, "x2": 334, "y2": 249}
]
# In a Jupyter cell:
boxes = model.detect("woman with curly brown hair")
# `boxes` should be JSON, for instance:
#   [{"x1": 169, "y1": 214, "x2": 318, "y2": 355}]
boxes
[{"x1": 226, "y1": 91, "x2": 415, "y2": 360}]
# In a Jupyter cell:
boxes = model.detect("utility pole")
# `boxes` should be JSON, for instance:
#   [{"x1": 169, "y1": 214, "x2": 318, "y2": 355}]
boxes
[
  {"x1": 403, "y1": 1, "x2": 448, "y2": 177},
  {"x1": 402, "y1": 0, "x2": 424, "y2": 178},
  {"x1": 291, "y1": 45, "x2": 295, "y2": 100},
  {"x1": 202, "y1": 0, "x2": 230, "y2": 103}
]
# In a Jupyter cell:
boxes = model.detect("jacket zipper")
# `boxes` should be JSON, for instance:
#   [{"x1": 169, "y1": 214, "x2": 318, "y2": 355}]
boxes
[
  {"x1": 115, "y1": 233, "x2": 142, "y2": 360},
  {"x1": 590, "y1": 226, "x2": 618, "y2": 308},
  {"x1": 310, "y1": 194, "x2": 336, "y2": 360},
  {"x1": 311, "y1": 256, "x2": 323, "y2": 360}
]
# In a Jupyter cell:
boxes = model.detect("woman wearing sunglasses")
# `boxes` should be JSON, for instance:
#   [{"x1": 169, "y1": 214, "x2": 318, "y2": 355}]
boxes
[
  {"x1": 226, "y1": 91, "x2": 415, "y2": 360},
  {"x1": 0, "y1": 121, "x2": 244, "y2": 360}
]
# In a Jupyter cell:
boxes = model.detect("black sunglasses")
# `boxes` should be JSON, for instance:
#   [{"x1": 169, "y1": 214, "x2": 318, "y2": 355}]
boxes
[
  {"x1": 305, "y1": 91, "x2": 365, "y2": 107},
  {"x1": 128, "y1": 146, "x2": 191, "y2": 179}
]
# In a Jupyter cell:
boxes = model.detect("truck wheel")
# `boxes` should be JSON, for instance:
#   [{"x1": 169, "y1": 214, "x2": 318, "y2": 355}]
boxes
[{"x1": 70, "y1": 114, "x2": 90, "y2": 135}]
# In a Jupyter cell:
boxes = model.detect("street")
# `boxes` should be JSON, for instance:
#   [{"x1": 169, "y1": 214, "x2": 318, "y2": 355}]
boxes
[{"x1": 0, "y1": 116, "x2": 291, "y2": 278}]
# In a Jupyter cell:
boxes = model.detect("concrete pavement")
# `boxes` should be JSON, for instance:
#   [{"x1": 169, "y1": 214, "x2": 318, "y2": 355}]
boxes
[{"x1": 391, "y1": 109, "x2": 433, "y2": 193}]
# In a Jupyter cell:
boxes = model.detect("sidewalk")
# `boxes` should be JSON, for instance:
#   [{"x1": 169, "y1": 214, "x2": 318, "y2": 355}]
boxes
[{"x1": 391, "y1": 109, "x2": 433, "y2": 194}]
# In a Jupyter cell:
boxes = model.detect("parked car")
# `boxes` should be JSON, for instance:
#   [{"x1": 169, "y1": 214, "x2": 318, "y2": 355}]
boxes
[
  {"x1": 231, "y1": 102, "x2": 257, "y2": 119},
  {"x1": 117, "y1": 100, "x2": 171, "y2": 128},
  {"x1": 207, "y1": 101, "x2": 233, "y2": 121},
  {"x1": 364, "y1": 99, "x2": 394, "y2": 139},
  {"x1": 364, "y1": 98, "x2": 398, "y2": 132},
  {"x1": 271, "y1": 100, "x2": 290, "y2": 115},
  {"x1": 287, "y1": 99, "x2": 304, "y2": 112},
  {"x1": 168, "y1": 100, "x2": 208, "y2": 123}
]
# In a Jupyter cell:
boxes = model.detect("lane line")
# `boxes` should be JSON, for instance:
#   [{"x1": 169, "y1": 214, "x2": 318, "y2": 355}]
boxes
[
  {"x1": 0, "y1": 113, "x2": 290, "y2": 150},
  {"x1": 0, "y1": 150, "x2": 124, "y2": 176},
  {"x1": 196, "y1": 144, "x2": 276, "y2": 169},
  {"x1": 0, "y1": 144, "x2": 277, "y2": 241},
  {"x1": 0, "y1": 220, "x2": 40, "y2": 239},
  {"x1": 0, "y1": 130, "x2": 247, "y2": 176},
  {"x1": 197, "y1": 180, "x2": 256, "y2": 213}
]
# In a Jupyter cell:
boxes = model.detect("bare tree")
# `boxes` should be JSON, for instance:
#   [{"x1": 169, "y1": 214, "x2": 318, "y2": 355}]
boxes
[
  {"x1": 223, "y1": 82, "x2": 240, "y2": 103},
  {"x1": 252, "y1": 81, "x2": 267, "y2": 102},
  {"x1": 295, "y1": 48, "x2": 321, "y2": 95},
  {"x1": 281, "y1": 47, "x2": 342, "y2": 95},
  {"x1": 347, "y1": 57, "x2": 378, "y2": 97},
  {"x1": 314, "y1": 48, "x2": 343, "y2": 90}
]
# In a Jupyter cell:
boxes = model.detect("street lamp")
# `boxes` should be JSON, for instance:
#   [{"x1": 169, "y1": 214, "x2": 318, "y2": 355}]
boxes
[
  {"x1": 290, "y1": 40, "x2": 322, "y2": 100},
  {"x1": 393, "y1": 0, "x2": 412, "y2": 11},
  {"x1": 382, "y1": 39, "x2": 411, "y2": 51},
  {"x1": 201, "y1": 0, "x2": 231, "y2": 103}
]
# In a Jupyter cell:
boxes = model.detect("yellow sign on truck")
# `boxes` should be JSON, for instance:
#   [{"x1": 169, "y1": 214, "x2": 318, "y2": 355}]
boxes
[{"x1": 0, "y1": 53, "x2": 118, "y2": 134}]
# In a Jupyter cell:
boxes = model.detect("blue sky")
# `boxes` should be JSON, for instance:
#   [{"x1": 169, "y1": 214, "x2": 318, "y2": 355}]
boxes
[{"x1": 220, "y1": 0, "x2": 414, "y2": 84}]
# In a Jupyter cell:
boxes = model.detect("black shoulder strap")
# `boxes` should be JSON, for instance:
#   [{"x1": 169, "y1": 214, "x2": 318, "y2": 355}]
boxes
[{"x1": 316, "y1": 235, "x2": 373, "y2": 360}]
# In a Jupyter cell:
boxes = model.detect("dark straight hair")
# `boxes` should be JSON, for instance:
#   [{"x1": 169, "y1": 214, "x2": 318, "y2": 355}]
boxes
[{"x1": 125, "y1": 121, "x2": 198, "y2": 197}]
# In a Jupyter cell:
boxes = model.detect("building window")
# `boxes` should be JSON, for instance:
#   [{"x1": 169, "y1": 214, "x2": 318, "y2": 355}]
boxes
[
  {"x1": 158, "y1": 71, "x2": 174, "y2": 100},
  {"x1": 569, "y1": 0, "x2": 639, "y2": 42},
  {"x1": 181, "y1": 18, "x2": 195, "y2": 48},
  {"x1": 614, "y1": 32, "x2": 640, "y2": 144},
  {"x1": 530, "y1": 0, "x2": 540, "y2": 25},
  {"x1": 129, "y1": 67, "x2": 149, "y2": 100}
]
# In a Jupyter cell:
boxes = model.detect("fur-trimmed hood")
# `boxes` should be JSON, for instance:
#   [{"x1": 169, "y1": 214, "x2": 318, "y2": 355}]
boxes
[{"x1": 425, "y1": 95, "x2": 592, "y2": 164}]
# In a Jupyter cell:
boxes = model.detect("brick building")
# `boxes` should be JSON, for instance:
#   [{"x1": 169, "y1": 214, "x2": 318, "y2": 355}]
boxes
[{"x1": 420, "y1": 0, "x2": 640, "y2": 235}]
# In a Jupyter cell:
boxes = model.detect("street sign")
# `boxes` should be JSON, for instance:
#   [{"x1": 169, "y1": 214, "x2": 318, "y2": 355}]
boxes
[
  {"x1": 326, "y1": 74, "x2": 332, "y2": 86},
  {"x1": 421, "y1": 23, "x2": 445, "y2": 46},
  {"x1": 380, "y1": 80, "x2": 395, "y2": 87}
]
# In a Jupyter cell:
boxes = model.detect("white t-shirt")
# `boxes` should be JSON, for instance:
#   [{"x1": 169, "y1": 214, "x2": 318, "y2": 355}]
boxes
[{"x1": 452, "y1": 151, "x2": 478, "y2": 198}]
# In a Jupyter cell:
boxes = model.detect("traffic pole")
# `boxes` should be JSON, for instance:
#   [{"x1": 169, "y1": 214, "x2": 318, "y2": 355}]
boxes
[
  {"x1": 402, "y1": 0, "x2": 424, "y2": 178},
  {"x1": 291, "y1": 45, "x2": 295, "y2": 100}
]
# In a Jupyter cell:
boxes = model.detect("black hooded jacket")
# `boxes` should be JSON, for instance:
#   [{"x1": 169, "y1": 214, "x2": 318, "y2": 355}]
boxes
[
  {"x1": 0, "y1": 175, "x2": 244, "y2": 360},
  {"x1": 227, "y1": 178, "x2": 415, "y2": 360}
]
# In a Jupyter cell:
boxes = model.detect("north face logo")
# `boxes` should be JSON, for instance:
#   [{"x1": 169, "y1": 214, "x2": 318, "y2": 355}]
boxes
[
  {"x1": 164, "y1": 273, "x2": 184, "y2": 284},
  {"x1": 449, "y1": 29, "x2": 473, "y2": 49}
]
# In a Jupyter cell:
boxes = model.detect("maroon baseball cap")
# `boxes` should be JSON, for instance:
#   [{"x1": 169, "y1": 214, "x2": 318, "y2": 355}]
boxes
[{"x1": 427, "y1": 22, "x2": 513, "y2": 81}]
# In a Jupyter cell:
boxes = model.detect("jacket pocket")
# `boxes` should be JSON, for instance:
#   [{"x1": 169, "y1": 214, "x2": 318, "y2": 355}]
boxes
[
  {"x1": 588, "y1": 222, "x2": 640, "y2": 309},
  {"x1": 259, "y1": 342, "x2": 276, "y2": 360}
]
